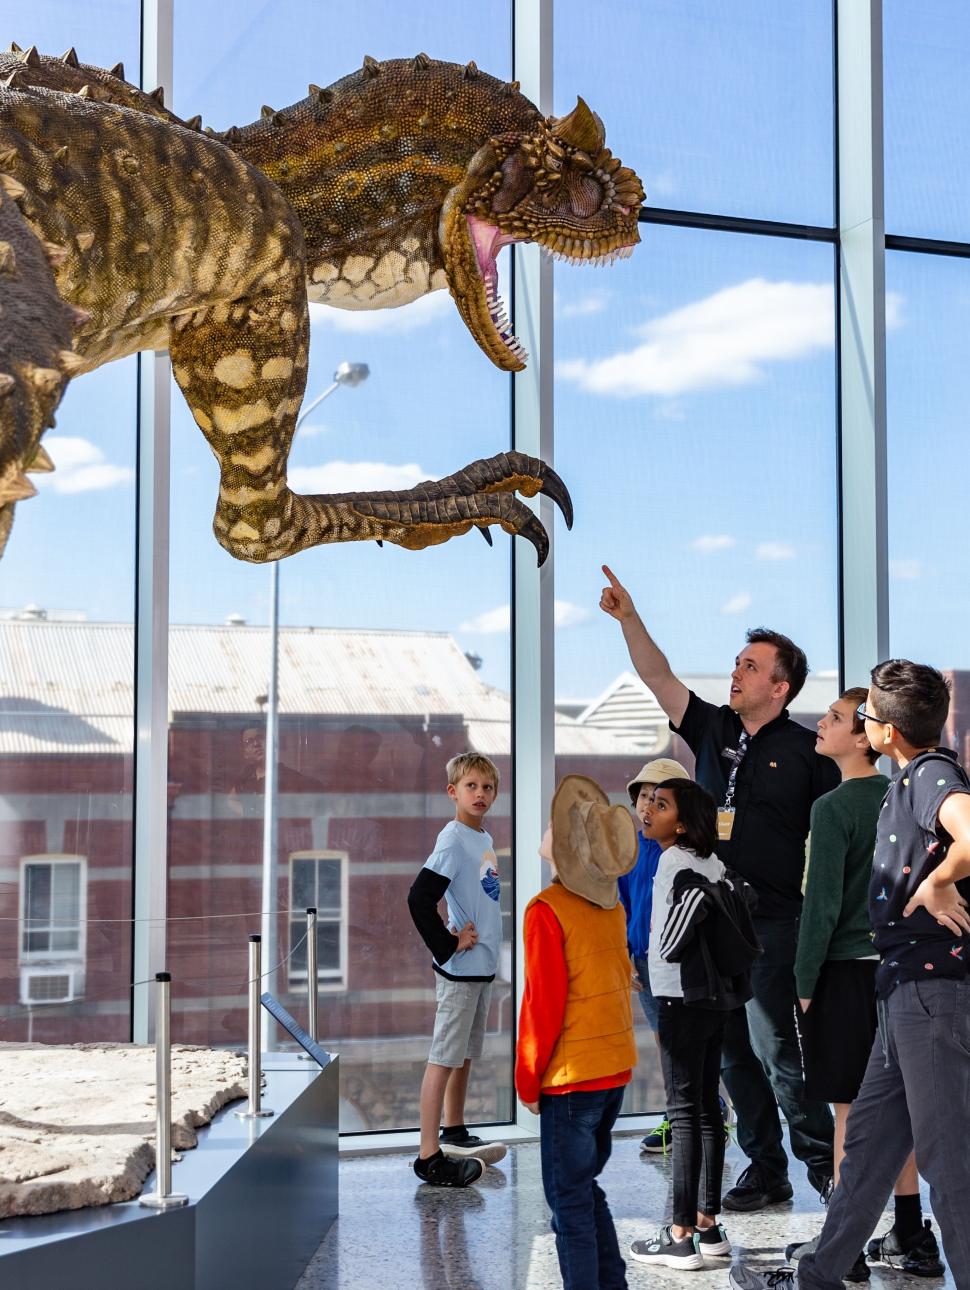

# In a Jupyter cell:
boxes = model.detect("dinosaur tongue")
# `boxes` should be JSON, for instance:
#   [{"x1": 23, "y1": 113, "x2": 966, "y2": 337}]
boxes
[{"x1": 467, "y1": 215, "x2": 527, "y2": 365}]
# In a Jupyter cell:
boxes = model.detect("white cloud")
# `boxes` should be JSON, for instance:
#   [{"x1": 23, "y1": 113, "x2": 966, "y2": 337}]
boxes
[
  {"x1": 308, "y1": 289, "x2": 452, "y2": 334},
  {"x1": 554, "y1": 600, "x2": 590, "y2": 628},
  {"x1": 557, "y1": 277, "x2": 835, "y2": 397},
  {"x1": 886, "y1": 292, "x2": 905, "y2": 329},
  {"x1": 649, "y1": 169, "x2": 678, "y2": 198},
  {"x1": 890, "y1": 558, "x2": 922, "y2": 580},
  {"x1": 296, "y1": 420, "x2": 335, "y2": 439},
  {"x1": 460, "y1": 604, "x2": 510, "y2": 635},
  {"x1": 756, "y1": 541, "x2": 796, "y2": 561},
  {"x1": 691, "y1": 534, "x2": 736, "y2": 553},
  {"x1": 460, "y1": 599, "x2": 589, "y2": 635},
  {"x1": 287, "y1": 460, "x2": 427, "y2": 493},
  {"x1": 558, "y1": 293, "x2": 608, "y2": 319},
  {"x1": 34, "y1": 436, "x2": 134, "y2": 495},
  {"x1": 721, "y1": 592, "x2": 752, "y2": 615}
]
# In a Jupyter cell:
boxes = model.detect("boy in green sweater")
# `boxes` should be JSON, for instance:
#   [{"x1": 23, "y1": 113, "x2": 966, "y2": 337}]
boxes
[{"x1": 788, "y1": 687, "x2": 939, "y2": 1278}]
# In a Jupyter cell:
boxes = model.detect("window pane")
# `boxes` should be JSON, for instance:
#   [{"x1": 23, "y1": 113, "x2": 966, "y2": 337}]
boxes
[
  {"x1": 887, "y1": 251, "x2": 970, "y2": 691},
  {"x1": 292, "y1": 860, "x2": 315, "y2": 911},
  {"x1": 169, "y1": 0, "x2": 515, "y2": 1133},
  {"x1": 0, "y1": 5, "x2": 140, "y2": 1046},
  {"x1": 555, "y1": 224, "x2": 840, "y2": 1113},
  {"x1": 317, "y1": 922, "x2": 341, "y2": 972},
  {"x1": 25, "y1": 866, "x2": 52, "y2": 922},
  {"x1": 315, "y1": 859, "x2": 342, "y2": 912},
  {"x1": 557, "y1": 0, "x2": 834, "y2": 226},
  {"x1": 52, "y1": 865, "x2": 81, "y2": 923},
  {"x1": 885, "y1": 1, "x2": 970, "y2": 241}
]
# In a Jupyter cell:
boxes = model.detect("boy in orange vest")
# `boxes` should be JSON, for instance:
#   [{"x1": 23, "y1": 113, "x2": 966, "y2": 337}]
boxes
[{"x1": 516, "y1": 775, "x2": 639, "y2": 1290}]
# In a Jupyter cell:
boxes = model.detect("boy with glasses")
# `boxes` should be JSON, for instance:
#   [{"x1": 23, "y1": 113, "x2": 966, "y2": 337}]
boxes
[{"x1": 731, "y1": 659, "x2": 970, "y2": 1290}]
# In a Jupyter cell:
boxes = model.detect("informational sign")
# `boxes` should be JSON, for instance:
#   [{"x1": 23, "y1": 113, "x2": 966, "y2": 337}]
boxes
[{"x1": 260, "y1": 992, "x2": 334, "y2": 1068}]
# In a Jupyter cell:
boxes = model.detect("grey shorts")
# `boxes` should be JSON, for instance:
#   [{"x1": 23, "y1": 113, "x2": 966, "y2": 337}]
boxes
[{"x1": 428, "y1": 976, "x2": 493, "y2": 1068}]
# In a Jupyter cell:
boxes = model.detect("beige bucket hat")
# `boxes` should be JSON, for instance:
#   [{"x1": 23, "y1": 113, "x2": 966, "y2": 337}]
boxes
[
  {"x1": 626, "y1": 757, "x2": 690, "y2": 804},
  {"x1": 550, "y1": 775, "x2": 639, "y2": 910}
]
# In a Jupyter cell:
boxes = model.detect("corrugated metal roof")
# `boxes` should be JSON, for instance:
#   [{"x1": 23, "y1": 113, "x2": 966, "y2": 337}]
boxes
[{"x1": 0, "y1": 620, "x2": 642, "y2": 757}]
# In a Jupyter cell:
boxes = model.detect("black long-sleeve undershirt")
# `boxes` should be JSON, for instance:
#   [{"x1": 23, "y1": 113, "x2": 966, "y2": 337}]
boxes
[{"x1": 408, "y1": 868, "x2": 459, "y2": 965}]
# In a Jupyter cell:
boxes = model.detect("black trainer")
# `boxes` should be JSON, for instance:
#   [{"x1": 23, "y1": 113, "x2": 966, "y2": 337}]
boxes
[
  {"x1": 807, "y1": 1169, "x2": 834, "y2": 1204},
  {"x1": 844, "y1": 1251, "x2": 871, "y2": 1283},
  {"x1": 440, "y1": 1125, "x2": 486, "y2": 1148},
  {"x1": 413, "y1": 1149, "x2": 484, "y2": 1188},
  {"x1": 722, "y1": 1162, "x2": 794, "y2": 1212},
  {"x1": 866, "y1": 1219, "x2": 944, "y2": 1276}
]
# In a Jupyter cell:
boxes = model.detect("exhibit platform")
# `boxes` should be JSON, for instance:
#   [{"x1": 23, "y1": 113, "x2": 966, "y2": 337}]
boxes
[{"x1": 0, "y1": 1052, "x2": 338, "y2": 1290}]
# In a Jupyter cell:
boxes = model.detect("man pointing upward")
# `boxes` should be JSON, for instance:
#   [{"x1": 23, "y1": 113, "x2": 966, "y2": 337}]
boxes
[{"x1": 600, "y1": 565, "x2": 838, "y2": 1211}]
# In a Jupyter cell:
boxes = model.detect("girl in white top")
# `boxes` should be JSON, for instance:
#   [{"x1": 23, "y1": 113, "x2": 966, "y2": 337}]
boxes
[{"x1": 631, "y1": 777, "x2": 731, "y2": 1274}]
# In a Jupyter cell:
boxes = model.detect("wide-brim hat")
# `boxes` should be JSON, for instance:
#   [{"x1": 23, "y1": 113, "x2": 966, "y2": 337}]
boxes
[
  {"x1": 551, "y1": 775, "x2": 639, "y2": 910},
  {"x1": 626, "y1": 757, "x2": 690, "y2": 804}
]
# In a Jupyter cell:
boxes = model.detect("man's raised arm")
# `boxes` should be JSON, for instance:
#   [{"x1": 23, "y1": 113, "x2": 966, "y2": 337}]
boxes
[{"x1": 599, "y1": 564, "x2": 690, "y2": 727}]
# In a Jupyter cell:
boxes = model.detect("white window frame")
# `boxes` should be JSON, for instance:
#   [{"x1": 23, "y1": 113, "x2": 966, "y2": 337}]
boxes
[
  {"x1": 287, "y1": 849, "x2": 349, "y2": 993},
  {"x1": 19, "y1": 854, "x2": 88, "y2": 963}
]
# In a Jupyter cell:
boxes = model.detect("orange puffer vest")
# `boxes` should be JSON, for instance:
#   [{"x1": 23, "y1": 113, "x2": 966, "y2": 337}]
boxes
[{"x1": 531, "y1": 881, "x2": 637, "y2": 1089}]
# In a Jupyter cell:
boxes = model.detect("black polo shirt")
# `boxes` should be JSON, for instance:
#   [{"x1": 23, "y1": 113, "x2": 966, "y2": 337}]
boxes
[
  {"x1": 870, "y1": 747, "x2": 970, "y2": 998},
  {"x1": 672, "y1": 691, "x2": 840, "y2": 920}
]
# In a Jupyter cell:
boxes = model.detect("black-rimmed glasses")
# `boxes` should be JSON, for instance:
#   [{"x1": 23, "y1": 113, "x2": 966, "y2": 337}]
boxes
[{"x1": 855, "y1": 701, "x2": 883, "y2": 724}]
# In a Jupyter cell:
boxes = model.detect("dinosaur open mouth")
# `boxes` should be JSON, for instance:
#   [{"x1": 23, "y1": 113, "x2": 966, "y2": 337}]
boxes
[{"x1": 467, "y1": 215, "x2": 528, "y2": 366}]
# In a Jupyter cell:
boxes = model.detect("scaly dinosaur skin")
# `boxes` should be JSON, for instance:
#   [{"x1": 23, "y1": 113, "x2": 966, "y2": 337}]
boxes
[{"x1": 0, "y1": 46, "x2": 644, "y2": 565}]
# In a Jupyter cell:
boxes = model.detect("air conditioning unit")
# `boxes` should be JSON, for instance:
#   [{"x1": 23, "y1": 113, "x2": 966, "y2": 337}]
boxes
[{"x1": 19, "y1": 966, "x2": 84, "y2": 1006}]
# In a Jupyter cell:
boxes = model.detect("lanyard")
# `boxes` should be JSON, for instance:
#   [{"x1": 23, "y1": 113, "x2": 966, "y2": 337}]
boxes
[{"x1": 723, "y1": 731, "x2": 749, "y2": 809}]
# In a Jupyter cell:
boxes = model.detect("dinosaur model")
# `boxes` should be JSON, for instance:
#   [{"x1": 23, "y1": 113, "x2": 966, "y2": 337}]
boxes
[{"x1": 0, "y1": 46, "x2": 644, "y2": 565}]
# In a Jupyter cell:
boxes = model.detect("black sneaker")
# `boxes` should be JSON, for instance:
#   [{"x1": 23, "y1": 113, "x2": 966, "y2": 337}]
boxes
[
  {"x1": 722, "y1": 1162, "x2": 794, "y2": 1212},
  {"x1": 439, "y1": 1126, "x2": 507, "y2": 1165},
  {"x1": 728, "y1": 1266, "x2": 797, "y2": 1289},
  {"x1": 808, "y1": 1169, "x2": 834, "y2": 1204},
  {"x1": 440, "y1": 1125, "x2": 487, "y2": 1147},
  {"x1": 866, "y1": 1219, "x2": 944, "y2": 1276},
  {"x1": 413, "y1": 1149, "x2": 484, "y2": 1187},
  {"x1": 629, "y1": 1224, "x2": 703, "y2": 1270},
  {"x1": 845, "y1": 1251, "x2": 871, "y2": 1283},
  {"x1": 696, "y1": 1223, "x2": 731, "y2": 1256}
]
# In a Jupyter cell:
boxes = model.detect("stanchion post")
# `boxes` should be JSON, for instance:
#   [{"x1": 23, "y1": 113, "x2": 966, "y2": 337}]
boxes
[
  {"x1": 140, "y1": 972, "x2": 188, "y2": 1209},
  {"x1": 236, "y1": 934, "x2": 274, "y2": 1118},
  {"x1": 298, "y1": 907, "x2": 318, "y2": 1060}
]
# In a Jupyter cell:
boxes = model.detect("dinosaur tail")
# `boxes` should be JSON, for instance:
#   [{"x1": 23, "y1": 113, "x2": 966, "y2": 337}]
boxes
[{"x1": 0, "y1": 167, "x2": 79, "y2": 557}]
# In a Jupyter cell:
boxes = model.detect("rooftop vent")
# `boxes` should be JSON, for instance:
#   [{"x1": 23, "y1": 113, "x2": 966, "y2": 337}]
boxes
[
  {"x1": 17, "y1": 604, "x2": 48, "y2": 621},
  {"x1": 225, "y1": 613, "x2": 247, "y2": 627}
]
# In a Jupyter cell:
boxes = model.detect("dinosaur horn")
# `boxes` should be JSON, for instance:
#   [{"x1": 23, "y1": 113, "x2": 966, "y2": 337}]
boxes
[{"x1": 550, "y1": 97, "x2": 605, "y2": 153}]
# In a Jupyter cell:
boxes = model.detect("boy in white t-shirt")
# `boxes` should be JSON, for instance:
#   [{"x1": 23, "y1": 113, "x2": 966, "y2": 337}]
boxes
[{"x1": 407, "y1": 752, "x2": 507, "y2": 1186}]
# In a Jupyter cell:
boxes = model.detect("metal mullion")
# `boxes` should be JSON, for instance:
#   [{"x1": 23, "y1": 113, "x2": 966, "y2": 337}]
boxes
[
  {"x1": 638, "y1": 205, "x2": 836, "y2": 244},
  {"x1": 132, "y1": 0, "x2": 174, "y2": 1043},
  {"x1": 511, "y1": 0, "x2": 553, "y2": 1152}
]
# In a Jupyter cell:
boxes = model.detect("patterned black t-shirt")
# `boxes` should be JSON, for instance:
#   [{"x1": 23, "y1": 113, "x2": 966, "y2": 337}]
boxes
[{"x1": 870, "y1": 747, "x2": 970, "y2": 998}]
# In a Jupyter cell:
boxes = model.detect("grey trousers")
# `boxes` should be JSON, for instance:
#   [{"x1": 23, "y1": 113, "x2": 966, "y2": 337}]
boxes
[{"x1": 799, "y1": 977, "x2": 970, "y2": 1290}]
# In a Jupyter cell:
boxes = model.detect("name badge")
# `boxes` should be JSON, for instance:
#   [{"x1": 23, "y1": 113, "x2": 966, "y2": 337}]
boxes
[{"x1": 717, "y1": 807, "x2": 736, "y2": 841}]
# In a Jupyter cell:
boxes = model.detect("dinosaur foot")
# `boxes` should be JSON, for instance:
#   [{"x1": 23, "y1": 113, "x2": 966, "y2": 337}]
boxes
[{"x1": 347, "y1": 450, "x2": 572, "y2": 565}]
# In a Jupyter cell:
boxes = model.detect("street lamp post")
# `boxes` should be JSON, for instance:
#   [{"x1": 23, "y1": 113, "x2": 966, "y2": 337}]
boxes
[{"x1": 260, "y1": 361, "x2": 370, "y2": 1049}]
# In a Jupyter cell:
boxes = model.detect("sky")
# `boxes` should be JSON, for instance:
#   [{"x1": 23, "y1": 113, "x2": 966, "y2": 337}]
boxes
[{"x1": 3, "y1": 1, "x2": 970, "y2": 705}]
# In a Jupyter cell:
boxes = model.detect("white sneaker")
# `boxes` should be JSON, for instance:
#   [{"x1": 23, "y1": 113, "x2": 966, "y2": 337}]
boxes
[{"x1": 696, "y1": 1223, "x2": 732, "y2": 1257}]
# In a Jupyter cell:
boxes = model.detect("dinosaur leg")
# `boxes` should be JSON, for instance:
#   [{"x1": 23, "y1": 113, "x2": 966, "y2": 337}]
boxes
[
  {"x1": 168, "y1": 280, "x2": 312, "y2": 563},
  {"x1": 170, "y1": 284, "x2": 571, "y2": 565},
  {"x1": 0, "y1": 178, "x2": 77, "y2": 557}
]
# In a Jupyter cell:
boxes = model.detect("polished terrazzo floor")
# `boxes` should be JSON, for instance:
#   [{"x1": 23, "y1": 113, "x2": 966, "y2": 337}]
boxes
[{"x1": 297, "y1": 1130, "x2": 954, "y2": 1290}]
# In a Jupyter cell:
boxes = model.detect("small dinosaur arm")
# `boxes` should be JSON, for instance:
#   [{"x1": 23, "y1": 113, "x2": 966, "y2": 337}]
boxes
[{"x1": 0, "y1": 46, "x2": 644, "y2": 565}]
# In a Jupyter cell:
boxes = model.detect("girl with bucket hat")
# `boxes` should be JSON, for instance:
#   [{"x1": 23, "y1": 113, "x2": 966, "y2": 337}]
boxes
[{"x1": 515, "y1": 775, "x2": 639, "y2": 1290}]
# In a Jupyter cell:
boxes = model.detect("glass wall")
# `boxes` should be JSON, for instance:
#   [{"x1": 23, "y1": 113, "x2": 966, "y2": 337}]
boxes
[
  {"x1": 0, "y1": 5, "x2": 141, "y2": 1045},
  {"x1": 554, "y1": 0, "x2": 839, "y2": 1114},
  {"x1": 167, "y1": 0, "x2": 515, "y2": 1130}
]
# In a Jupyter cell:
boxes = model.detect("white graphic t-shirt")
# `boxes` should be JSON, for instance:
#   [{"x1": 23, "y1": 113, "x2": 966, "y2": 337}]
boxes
[{"x1": 423, "y1": 820, "x2": 503, "y2": 978}]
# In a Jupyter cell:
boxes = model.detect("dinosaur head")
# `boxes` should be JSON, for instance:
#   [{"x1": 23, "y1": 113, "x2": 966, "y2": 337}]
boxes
[
  {"x1": 439, "y1": 97, "x2": 644, "y2": 371},
  {"x1": 229, "y1": 59, "x2": 643, "y2": 374}
]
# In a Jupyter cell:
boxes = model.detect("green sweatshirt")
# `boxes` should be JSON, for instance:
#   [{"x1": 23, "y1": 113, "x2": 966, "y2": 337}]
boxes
[{"x1": 795, "y1": 773, "x2": 890, "y2": 999}]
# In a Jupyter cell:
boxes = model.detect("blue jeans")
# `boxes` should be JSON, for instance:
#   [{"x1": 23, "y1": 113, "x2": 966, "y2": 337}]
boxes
[
  {"x1": 720, "y1": 916, "x2": 834, "y2": 1180},
  {"x1": 540, "y1": 1086, "x2": 628, "y2": 1290},
  {"x1": 633, "y1": 953, "x2": 660, "y2": 1031}
]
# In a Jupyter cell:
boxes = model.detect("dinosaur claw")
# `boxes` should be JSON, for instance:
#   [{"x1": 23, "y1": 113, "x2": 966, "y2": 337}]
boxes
[
  {"x1": 478, "y1": 526, "x2": 494, "y2": 547},
  {"x1": 376, "y1": 539, "x2": 383, "y2": 547},
  {"x1": 538, "y1": 462, "x2": 574, "y2": 530}
]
